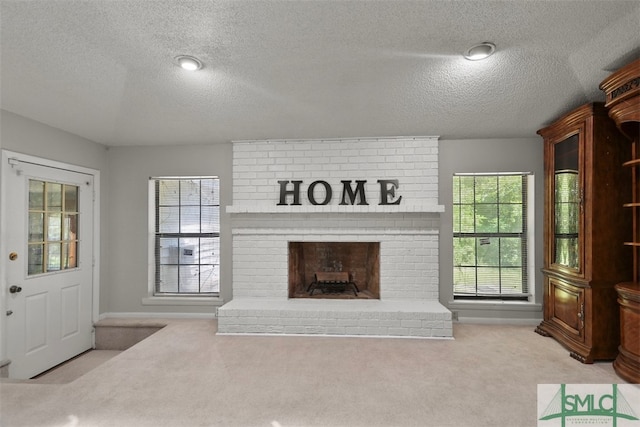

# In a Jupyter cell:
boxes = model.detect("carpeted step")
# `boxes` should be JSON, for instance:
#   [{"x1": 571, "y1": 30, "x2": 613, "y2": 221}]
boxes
[{"x1": 94, "y1": 318, "x2": 167, "y2": 350}]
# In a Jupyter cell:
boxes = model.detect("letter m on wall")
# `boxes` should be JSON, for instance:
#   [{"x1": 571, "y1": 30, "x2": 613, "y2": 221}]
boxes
[{"x1": 340, "y1": 180, "x2": 368, "y2": 205}]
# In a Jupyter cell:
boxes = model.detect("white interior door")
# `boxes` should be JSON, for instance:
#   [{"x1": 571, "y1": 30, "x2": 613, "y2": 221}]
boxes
[{"x1": 4, "y1": 156, "x2": 94, "y2": 379}]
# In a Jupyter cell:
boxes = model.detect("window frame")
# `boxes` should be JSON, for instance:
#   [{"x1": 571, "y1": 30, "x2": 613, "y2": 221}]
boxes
[
  {"x1": 147, "y1": 176, "x2": 221, "y2": 298},
  {"x1": 452, "y1": 172, "x2": 534, "y2": 301}
]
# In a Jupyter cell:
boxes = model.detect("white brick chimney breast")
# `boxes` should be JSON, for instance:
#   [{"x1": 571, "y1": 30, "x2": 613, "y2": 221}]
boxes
[{"x1": 218, "y1": 137, "x2": 453, "y2": 338}]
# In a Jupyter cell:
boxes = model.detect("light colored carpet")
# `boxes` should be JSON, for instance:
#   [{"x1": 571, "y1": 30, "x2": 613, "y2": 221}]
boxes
[
  {"x1": 30, "y1": 350, "x2": 122, "y2": 384},
  {"x1": 0, "y1": 319, "x2": 633, "y2": 427}
]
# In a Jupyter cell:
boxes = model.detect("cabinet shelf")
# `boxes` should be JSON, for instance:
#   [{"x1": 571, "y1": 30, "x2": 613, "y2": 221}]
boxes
[{"x1": 601, "y1": 58, "x2": 640, "y2": 383}]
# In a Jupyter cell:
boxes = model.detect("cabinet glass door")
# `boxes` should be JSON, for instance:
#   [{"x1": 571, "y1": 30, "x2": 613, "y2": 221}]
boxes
[{"x1": 553, "y1": 134, "x2": 581, "y2": 271}]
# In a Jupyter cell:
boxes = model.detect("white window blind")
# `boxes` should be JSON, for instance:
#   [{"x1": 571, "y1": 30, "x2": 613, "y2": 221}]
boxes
[
  {"x1": 152, "y1": 177, "x2": 220, "y2": 295},
  {"x1": 453, "y1": 173, "x2": 531, "y2": 300}
]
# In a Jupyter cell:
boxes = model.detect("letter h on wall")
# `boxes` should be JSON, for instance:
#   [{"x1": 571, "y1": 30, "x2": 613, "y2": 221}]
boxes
[{"x1": 277, "y1": 180, "x2": 302, "y2": 205}]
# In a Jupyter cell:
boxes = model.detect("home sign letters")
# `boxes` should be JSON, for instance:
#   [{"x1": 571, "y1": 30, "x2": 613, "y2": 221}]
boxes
[{"x1": 277, "y1": 179, "x2": 402, "y2": 206}]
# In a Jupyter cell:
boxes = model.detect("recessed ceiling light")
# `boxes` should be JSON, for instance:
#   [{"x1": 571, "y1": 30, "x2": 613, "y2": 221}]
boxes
[
  {"x1": 175, "y1": 55, "x2": 203, "y2": 71},
  {"x1": 463, "y1": 42, "x2": 496, "y2": 61}
]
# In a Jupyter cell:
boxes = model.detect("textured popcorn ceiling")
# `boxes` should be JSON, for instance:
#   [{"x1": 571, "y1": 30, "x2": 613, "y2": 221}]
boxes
[{"x1": 1, "y1": 1, "x2": 639, "y2": 146}]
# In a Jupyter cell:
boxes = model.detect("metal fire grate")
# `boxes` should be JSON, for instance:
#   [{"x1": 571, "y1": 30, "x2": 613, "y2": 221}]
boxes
[{"x1": 307, "y1": 271, "x2": 359, "y2": 296}]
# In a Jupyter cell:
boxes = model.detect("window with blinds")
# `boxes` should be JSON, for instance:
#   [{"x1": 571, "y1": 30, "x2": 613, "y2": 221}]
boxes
[
  {"x1": 452, "y1": 173, "x2": 531, "y2": 300},
  {"x1": 152, "y1": 177, "x2": 220, "y2": 295}
]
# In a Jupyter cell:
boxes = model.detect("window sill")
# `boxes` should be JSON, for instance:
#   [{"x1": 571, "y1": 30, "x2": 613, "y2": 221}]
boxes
[
  {"x1": 142, "y1": 296, "x2": 225, "y2": 307},
  {"x1": 448, "y1": 300, "x2": 542, "y2": 312}
]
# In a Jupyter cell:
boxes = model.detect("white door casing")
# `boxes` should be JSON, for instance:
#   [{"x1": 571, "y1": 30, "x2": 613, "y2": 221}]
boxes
[{"x1": 1, "y1": 151, "x2": 99, "y2": 379}]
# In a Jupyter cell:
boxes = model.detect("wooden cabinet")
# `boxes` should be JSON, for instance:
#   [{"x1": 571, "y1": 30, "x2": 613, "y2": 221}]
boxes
[
  {"x1": 545, "y1": 277, "x2": 585, "y2": 341},
  {"x1": 535, "y1": 102, "x2": 632, "y2": 363},
  {"x1": 614, "y1": 282, "x2": 640, "y2": 382},
  {"x1": 600, "y1": 58, "x2": 640, "y2": 382}
]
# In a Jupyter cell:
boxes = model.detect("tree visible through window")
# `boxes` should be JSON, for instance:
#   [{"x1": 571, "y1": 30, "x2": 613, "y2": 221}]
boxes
[
  {"x1": 453, "y1": 173, "x2": 530, "y2": 300},
  {"x1": 152, "y1": 177, "x2": 220, "y2": 295}
]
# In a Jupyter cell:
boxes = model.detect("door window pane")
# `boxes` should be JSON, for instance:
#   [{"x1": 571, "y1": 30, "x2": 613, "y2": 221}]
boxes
[
  {"x1": 47, "y1": 213, "x2": 62, "y2": 241},
  {"x1": 29, "y1": 213, "x2": 44, "y2": 242},
  {"x1": 28, "y1": 244, "x2": 44, "y2": 275},
  {"x1": 62, "y1": 242, "x2": 77, "y2": 268},
  {"x1": 47, "y1": 243, "x2": 61, "y2": 271},
  {"x1": 29, "y1": 180, "x2": 45, "y2": 209},
  {"x1": 63, "y1": 214, "x2": 77, "y2": 240},
  {"x1": 64, "y1": 185, "x2": 78, "y2": 212},
  {"x1": 47, "y1": 183, "x2": 63, "y2": 211},
  {"x1": 28, "y1": 180, "x2": 80, "y2": 275}
]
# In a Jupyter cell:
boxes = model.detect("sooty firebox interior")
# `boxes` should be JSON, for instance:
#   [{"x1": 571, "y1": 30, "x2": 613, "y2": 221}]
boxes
[{"x1": 288, "y1": 242, "x2": 380, "y2": 299}]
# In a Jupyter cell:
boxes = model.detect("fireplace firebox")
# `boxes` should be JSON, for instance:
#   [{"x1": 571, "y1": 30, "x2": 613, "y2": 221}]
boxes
[{"x1": 288, "y1": 242, "x2": 380, "y2": 299}]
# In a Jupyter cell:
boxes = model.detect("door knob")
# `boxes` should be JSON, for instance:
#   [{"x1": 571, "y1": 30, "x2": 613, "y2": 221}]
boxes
[{"x1": 9, "y1": 285, "x2": 22, "y2": 294}]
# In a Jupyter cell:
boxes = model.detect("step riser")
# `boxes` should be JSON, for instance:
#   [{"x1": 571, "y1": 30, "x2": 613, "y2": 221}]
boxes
[{"x1": 95, "y1": 326, "x2": 163, "y2": 350}]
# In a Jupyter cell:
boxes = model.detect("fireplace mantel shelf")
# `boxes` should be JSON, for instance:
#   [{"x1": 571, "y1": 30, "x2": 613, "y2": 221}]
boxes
[{"x1": 226, "y1": 204, "x2": 445, "y2": 214}]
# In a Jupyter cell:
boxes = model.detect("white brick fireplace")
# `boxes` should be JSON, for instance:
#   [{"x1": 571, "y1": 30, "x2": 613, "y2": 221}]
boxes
[{"x1": 217, "y1": 136, "x2": 453, "y2": 338}]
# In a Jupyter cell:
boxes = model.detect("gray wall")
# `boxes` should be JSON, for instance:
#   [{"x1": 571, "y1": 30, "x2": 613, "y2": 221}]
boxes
[
  {"x1": 0, "y1": 110, "x2": 233, "y2": 316},
  {"x1": 0, "y1": 110, "x2": 111, "y2": 313},
  {"x1": 1, "y1": 110, "x2": 545, "y2": 322},
  {"x1": 1, "y1": 110, "x2": 108, "y2": 168},
  {"x1": 106, "y1": 144, "x2": 233, "y2": 314},
  {"x1": 439, "y1": 138, "x2": 544, "y2": 322}
]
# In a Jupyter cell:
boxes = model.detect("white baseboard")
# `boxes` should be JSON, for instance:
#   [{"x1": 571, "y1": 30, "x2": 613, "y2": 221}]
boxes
[
  {"x1": 98, "y1": 312, "x2": 217, "y2": 320},
  {"x1": 99, "y1": 312, "x2": 540, "y2": 326},
  {"x1": 456, "y1": 317, "x2": 541, "y2": 326}
]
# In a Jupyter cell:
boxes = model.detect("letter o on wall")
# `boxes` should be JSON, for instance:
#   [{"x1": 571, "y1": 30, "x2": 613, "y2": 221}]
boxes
[{"x1": 307, "y1": 180, "x2": 332, "y2": 205}]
